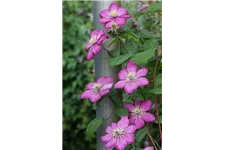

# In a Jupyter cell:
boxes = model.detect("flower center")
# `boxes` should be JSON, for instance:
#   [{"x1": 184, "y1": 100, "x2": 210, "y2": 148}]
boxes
[
  {"x1": 110, "y1": 10, "x2": 118, "y2": 17},
  {"x1": 92, "y1": 83, "x2": 102, "y2": 93},
  {"x1": 126, "y1": 72, "x2": 137, "y2": 82},
  {"x1": 111, "y1": 22, "x2": 117, "y2": 29},
  {"x1": 131, "y1": 106, "x2": 145, "y2": 118},
  {"x1": 112, "y1": 128, "x2": 124, "y2": 138},
  {"x1": 89, "y1": 36, "x2": 97, "y2": 44}
]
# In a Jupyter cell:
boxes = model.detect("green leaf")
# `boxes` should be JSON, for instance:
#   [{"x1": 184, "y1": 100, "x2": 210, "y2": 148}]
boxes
[
  {"x1": 146, "y1": 1, "x2": 162, "y2": 13},
  {"x1": 122, "y1": 18, "x2": 133, "y2": 31},
  {"x1": 150, "y1": 87, "x2": 162, "y2": 94},
  {"x1": 134, "y1": 148, "x2": 143, "y2": 150},
  {"x1": 144, "y1": 39, "x2": 159, "y2": 51},
  {"x1": 115, "y1": 108, "x2": 129, "y2": 117},
  {"x1": 140, "y1": 30, "x2": 161, "y2": 39},
  {"x1": 124, "y1": 39, "x2": 138, "y2": 53},
  {"x1": 135, "y1": 128, "x2": 147, "y2": 143},
  {"x1": 108, "y1": 36, "x2": 119, "y2": 47},
  {"x1": 124, "y1": 144, "x2": 132, "y2": 150},
  {"x1": 131, "y1": 49, "x2": 155, "y2": 65},
  {"x1": 86, "y1": 117, "x2": 104, "y2": 141},
  {"x1": 122, "y1": 93, "x2": 133, "y2": 104},
  {"x1": 154, "y1": 117, "x2": 162, "y2": 124},
  {"x1": 127, "y1": 32, "x2": 140, "y2": 43},
  {"x1": 155, "y1": 73, "x2": 162, "y2": 88},
  {"x1": 138, "y1": 2, "x2": 162, "y2": 18},
  {"x1": 132, "y1": 92, "x2": 145, "y2": 100},
  {"x1": 108, "y1": 52, "x2": 134, "y2": 67},
  {"x1": 111, "y1": 97, "x2": 123, "y2": 107}
]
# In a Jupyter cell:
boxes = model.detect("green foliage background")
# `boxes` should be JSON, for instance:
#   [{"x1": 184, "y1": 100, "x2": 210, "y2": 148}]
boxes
[{"x1": 63, "y1": 1, "x2": 96, "y2": 150}]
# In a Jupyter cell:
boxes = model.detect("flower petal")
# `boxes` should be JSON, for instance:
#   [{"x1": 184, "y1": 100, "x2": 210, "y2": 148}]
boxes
[
  {"x1": 106, "y1": 126, "x2": 113, "y2": 134},
  {"x1": 118, "y1": 69, "x2": 128, "y2": 80},
  {"x1": 117, "y1": 8, "x2": 128, "y2": 16},
  {"x1": 129, "y1": 117, "x2": 135, "y2": 125},
  {"x1": 96, "y1": 29, "x2": 104, "y2": 38},
  {"x1": 123, "y1": 104, "x2": 134, "y2": 112},
  {"x1": 91, "y1": 45, "x2": 101, "y2": 55},
  {"x1": 144, "y1": 147, "x2": 154, "y2": 150},
  {"x1": 101, "y1": 83, "x2": 113, "y2": 91},
  {"x1": 134, "y1": 118, "x2": 145, "y2": 129},
  {"x1": 100, "y1": 89, "x2": 110, "y2": 97},
  {"x1": 114, "y1": 80, "x2": 126, "y2": 89},
  {"x1": 97, "y1": 35, "x2": 108, "y2": 45},
  {"x1": 98, "y1": 18, "x2": 111, "y2": 24},
  {"x1": 85, "y1": 43, "x2": 92, "y2": 51},
  {"x1": 99, "y1": 9, "x2": 110, "y2": 18},
  {"x1": 143, "y1": 113, "x2": 155, "y2": 123},
  {"x1": 101, "y1": 134, "x2": 112, "y2": 143},
  {"x1": 105, "y1": 139, "x2": 116, "y2": 149},
  {"x1": 81, "y1": 90, "x2": 92, "y2": 99},
  {"x1": 111, "y1": 123, "x2": 117, "y2": 129},
  {"x1": 90, "y1": 30, "x2": 98, "y2": 37},
  {"x1": 141, "y1": 99, "x2": 152, "y2": 111},
  {"x1": 109, "y1": 3, "x2": 119, "y2": 11},
  {"x1": 87, "y1": 51, "x2": 94, "y2": 61},
  {"x1": 117, "y1": 116, "x2": 129, "y2": 128},
  {"x1": 124, "y1": 82, "x2": 138, "y2": 94},
  {"x1": 115, "y1": 17, "x2": 127, "y2": 26},
  {"x1": 134, "y1": 99, "x2": 142, "y2": 106},
  {"x1": 89, "y1": 93, "x2": 101, "y2": 103},
  {"x1": 125, "y1": 125, "x2": 136, "y2": 134},
  {"x1": 97, "y1": 76, "x2": 114, "y2": 84},
  {"x1": 86, "y1": 82, "x2": 96, "y2": 90},
  {"x1": 137, "y1": 77, "x2": 149, "y2": 86},
  {"x1": 124, "y1": 133, "x2": 135, "y2": 144},
  {"x1": 105, "y1": 21, "x2": 112, "y2": 30},
  {"x1": 136, "y1": 68, "x2": 148, "y2": 77},
  {"x1": 126, "y1": 60, "x2": 138, "y2": 73},
  {"x1": 115, "y1": 139, "x2": 127, "y2": 150}
]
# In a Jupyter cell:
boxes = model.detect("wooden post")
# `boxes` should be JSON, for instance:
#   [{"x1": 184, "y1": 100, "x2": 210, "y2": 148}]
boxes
[{"x1": 93, "y1": 1, "x2": 120, "y2": 150}]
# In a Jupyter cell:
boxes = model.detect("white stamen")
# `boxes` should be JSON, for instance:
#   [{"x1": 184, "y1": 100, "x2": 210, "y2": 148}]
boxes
[
  {"x1": 131, "y1": 106, "x2": 145, "y2": 118},
  {"x1": 112, "y1": 128, "x2": 124, "y2": 139},
  {"x1": 125, "y1": 72, "x2": 137, "y2": 82},
  {"x1": 92, "y1": 83, "x2": 102, "y2": 93}
]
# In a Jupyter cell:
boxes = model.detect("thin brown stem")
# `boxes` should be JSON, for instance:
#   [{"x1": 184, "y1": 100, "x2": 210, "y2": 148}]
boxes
[
  {"x1": 147, "y1": 130, "x2": 158, "y2": 150},
  {"x1": 152, "y1": 51, "x2": 162, "y2": 138}
]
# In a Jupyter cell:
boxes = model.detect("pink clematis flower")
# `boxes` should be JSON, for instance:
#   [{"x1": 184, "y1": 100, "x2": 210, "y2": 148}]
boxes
[
  {"x1": 81, "y1": 76, "x2": 113, "y2": 103},
  {"x1": 101, "y1": 116, "x2": 136, "y2": 150},
  {"x1": 85, "y1": 30, "x2": 109, "y2": 61},
  {"x1": 144, "y1": 146, "x2": 154, "y2": 150},
  {"x1": 105, "y1": 19, "x2": 120, "y2": 31},
  {"x1": 99, "y1": 3, "x2": 131, "y2": 29},
  {"x1": 124, "y1": 99, "x2": 155, "y2": 129},
  {"x1": 114, "y1": 60, "x2": 149, "y2": 94}
]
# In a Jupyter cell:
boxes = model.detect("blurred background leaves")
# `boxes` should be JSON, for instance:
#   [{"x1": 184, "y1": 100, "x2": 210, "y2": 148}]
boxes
[{"x1": 63, "y1": 1, "x2": 96, "y2": 150}]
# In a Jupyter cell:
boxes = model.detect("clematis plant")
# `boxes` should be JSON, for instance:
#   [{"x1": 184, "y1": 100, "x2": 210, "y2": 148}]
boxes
[
  {"x1": 124, "y1": 99, "x2": 155, "y2": 129},
  {"x1": 114, "y1": 60, "x2": 149, "y2": 94},
  {"x1": 82, "y1": 1, "x2": 162, "y2": 150},
  {"x1": 85, "y1": 29, "x2": 109, "y2": 61},
  {"x1": 101, "y1": 116, "x2": 136, "y2": 150},
  {"x1": 81, "y1": 76, "x2": 114, "y2": 103},
  {"x1": 99, "y1": 2, "x2": 131, "y2": 30}
]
